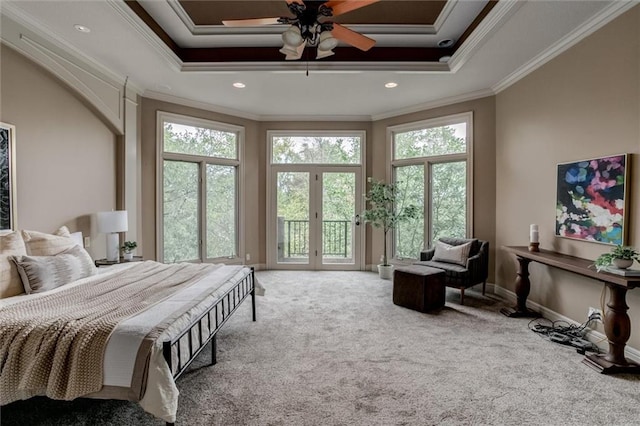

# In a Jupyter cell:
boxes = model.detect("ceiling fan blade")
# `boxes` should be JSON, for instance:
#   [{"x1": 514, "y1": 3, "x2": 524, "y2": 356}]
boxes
[
  {"x1": 324, "y1": 0, "x2": 380, "y2": 17},
  {"x1": 331, "y1": 23, "x2": 375, "y2": 51},
  {"x1": 222, "y1": 17, "x2": 281, "y2": 27}
]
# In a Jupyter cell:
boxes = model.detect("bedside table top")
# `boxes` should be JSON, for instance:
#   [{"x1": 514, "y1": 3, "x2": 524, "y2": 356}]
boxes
[{"x1": 95, "y1": 256, "x2": 143, "y2": 267}]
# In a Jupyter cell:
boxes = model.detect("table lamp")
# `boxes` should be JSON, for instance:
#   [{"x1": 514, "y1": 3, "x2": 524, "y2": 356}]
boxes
[{"x1": 97, "y1": 210, "x2": 128, "y2": 262}]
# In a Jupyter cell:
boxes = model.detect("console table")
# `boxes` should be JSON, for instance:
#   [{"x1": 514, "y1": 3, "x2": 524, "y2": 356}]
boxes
[{"x1": 502, "y1": 246, "x2": 640, "y2": 375}]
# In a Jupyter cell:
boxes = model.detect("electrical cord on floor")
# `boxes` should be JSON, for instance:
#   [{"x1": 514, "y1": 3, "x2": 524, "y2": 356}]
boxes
[{"x1": 528, "y1": 315, "x2": 601, "y2": 355}]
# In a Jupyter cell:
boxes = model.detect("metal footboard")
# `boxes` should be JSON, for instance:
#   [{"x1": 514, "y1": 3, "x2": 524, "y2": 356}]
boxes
[{"x1": 162, "y1": 267, "x2": 256, "y2": 425}]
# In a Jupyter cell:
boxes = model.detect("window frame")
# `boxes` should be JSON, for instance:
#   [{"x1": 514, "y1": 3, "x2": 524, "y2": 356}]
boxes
[
  {"x1": 388, "y1": 112, "x2": 474, "y2": 260},
  {"x1": 156, "y1": 111, "x2": 244, "y2": 263},
  {"x1": 266, "y1": 130, "x2": 367, "y2": 270}
]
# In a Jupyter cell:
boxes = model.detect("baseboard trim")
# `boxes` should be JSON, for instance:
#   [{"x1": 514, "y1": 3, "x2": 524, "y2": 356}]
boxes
[{"x1": 493, "y1": 285, "x2": 640, "y2": 364}]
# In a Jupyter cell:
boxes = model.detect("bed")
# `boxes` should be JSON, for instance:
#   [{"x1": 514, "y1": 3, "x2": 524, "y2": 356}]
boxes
[{"x1": 0, "y1": 227, "x2": 257, "y2": 425}]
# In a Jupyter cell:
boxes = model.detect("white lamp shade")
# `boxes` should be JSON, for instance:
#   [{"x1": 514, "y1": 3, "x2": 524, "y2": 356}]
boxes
[
  {"x1": 282, "y1": 26, "x2": 304, "y2": 47},
  {"x1": 97, "y1": 210, "x2": 128, "y2": 234},
  {"x1": 316, "y1": 48, "x2": 335, "y2": 59},
  {"x1": 318, "y1": 31, "x2": 338, "y2": 51},
  {"x1": 280, "y1": 43, "x2": 305, "y2": 60}
]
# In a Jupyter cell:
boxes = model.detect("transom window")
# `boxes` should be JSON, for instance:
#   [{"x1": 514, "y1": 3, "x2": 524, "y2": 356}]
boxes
[
  {"x1": 271, "y1": 134, "x2": 362, "y2": 164},
  {"x1": 390, "y1": 112, "x2": 473, "y2": 259},
  {"x1": 158, "y1": 112, "x2": 242, "y2": 263}
]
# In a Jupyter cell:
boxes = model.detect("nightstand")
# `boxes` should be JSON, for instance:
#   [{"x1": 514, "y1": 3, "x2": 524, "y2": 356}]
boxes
[{"x1": 95, "y1": 256, "x2": 143, "y2": 267}]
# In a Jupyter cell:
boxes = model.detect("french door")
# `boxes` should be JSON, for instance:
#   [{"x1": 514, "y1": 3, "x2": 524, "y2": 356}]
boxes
[{"x1": 269, "y1": 166, "x2": 363, "y2": 270}]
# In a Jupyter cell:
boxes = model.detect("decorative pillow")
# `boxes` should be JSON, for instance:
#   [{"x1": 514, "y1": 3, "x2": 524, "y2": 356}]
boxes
[
  {"x1": 0, "y1": 231, "x2": 28, "y2": 298},
  {"x1": 22, "y1": 226, "x2": 77, "y2": 256},
  {"x1": 11, "y1": 245, "x2": 97, "y2": 294},
  {"x1": 432, "y1": 240, "x2": 473, "y2": 267}
]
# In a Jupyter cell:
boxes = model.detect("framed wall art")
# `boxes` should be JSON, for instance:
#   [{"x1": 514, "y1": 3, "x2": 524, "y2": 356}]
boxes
[
  {"x1": 556, "y1": 154, "x2": 627, "y2": 245},
  {"x1": 0, "y1": 122, "x2": 16, "y2": 232}
]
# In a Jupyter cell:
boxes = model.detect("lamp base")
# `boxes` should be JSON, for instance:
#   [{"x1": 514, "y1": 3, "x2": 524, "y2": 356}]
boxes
[
  {"x1": 528, "y1": 242, "x2": 539, "y2": 252},
  {"x1": 106, "y1": 233, "x2": 120, "y2": 262}
]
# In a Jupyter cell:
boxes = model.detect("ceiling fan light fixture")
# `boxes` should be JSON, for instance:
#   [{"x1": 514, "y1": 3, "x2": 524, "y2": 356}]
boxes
[
  {"x1": 282, "y1": 26, "x2": 304, "y2": 47},
  {"x1": 316, "y1": 48, "x2": 335, "y2": 59},
  {"x1": 280, "y1": 44, "x2": 300, "y2": 57},
  {"x1": 317, "y1": 31, "x2": 338, "y2": 51}
]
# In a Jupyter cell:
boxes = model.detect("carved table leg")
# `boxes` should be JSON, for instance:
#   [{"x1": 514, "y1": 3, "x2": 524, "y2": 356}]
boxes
[
  {"x1": 500, "y1": 256, "x2": 540, "y2": 318},
  {"x1": 583, "y1": 283, "x2": 640, "y2": 374}
]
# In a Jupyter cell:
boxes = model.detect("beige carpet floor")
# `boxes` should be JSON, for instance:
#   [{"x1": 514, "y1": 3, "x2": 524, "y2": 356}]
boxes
[{"x1": 2, "y1": 270, "x2": 640, "y2": 425}]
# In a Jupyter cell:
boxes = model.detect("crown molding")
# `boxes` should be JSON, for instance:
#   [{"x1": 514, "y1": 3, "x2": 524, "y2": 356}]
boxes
[
  {"x1": 143, "y1": 90, "x2": 262, "y2": 121},
  {"x1": 181, "y1": 61, "x2": 449, "y2": 73},
  {"x1": 145, "y1": 90, "x2": 371, "y2": 122},
  {"x1": 433, "y1": 0, "x2": 458, "y2": 33},
  {"x1": 258, "y1": 114, "x2": 372, "y2": 122},
  {"x1": 1, "y1": 3, "x2": 137, "y2": 91},
  {"x1": 448, "y1": 0, "x2": 525, "y2": 74},
  {"x1": 166, "y1": 0, "x2": 438, "y2": 37},
  {"x1": 107, "y1": 0, "x2": 183, "y2": 71},
  {"x1": 145, "y1": 86, "x2": 498, "y2": 123},
  {"x1": 492, "y1": 0, "x2": 638, "y2": 94},
  {"x1": 371, "y1": 88, "x2": 495, "y2": 121}
]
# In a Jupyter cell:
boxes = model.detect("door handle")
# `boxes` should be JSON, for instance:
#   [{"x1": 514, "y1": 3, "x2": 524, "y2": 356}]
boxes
[{"x1": 354, "y1": 214, "x2": 360, "y2": 226}]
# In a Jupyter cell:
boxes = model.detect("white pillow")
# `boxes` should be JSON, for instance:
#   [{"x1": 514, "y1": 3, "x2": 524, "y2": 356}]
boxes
[
  {"x1": 22, "y1": 226, "x2": 77, "y2": 256},
  {"x1": 432, "y1": 240, "x2": 472, "y2": 267}
]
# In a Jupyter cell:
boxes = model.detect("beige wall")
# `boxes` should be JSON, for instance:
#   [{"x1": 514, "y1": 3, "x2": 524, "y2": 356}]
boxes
[
  {"x1": 496, "y1": 7, "x2": 640, "y2": 347},
  {"x1": 373, "y1": 97, "x2": 497, "y2": 280},
  {"x1": 0, "y1": 46, "x2": 118, "y2": 259}
]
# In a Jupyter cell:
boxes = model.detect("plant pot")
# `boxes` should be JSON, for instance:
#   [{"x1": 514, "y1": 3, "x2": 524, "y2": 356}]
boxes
[
  {"x1": 613, "y1": 258, "x2": 633, "y2": 269},
  {"x1": 123, "y1": 252, "x2": 133, "y2": 261},
  {"x1": 378, "y1": 264, "x2": 394, "y2": 280}
]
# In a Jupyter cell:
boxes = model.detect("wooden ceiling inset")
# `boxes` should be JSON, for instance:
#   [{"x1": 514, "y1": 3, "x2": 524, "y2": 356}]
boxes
[
  {"x1": 177, "y1": 0, "x2": 447, "y2": 25},
  {"x1": 126, "y1": 0, "x2": 497, "y2": 64}
]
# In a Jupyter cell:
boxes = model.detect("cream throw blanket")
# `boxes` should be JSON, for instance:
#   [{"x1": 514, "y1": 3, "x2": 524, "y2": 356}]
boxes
[{"x1": 0, "y1": 261, "x2": 218, "y2": 404}]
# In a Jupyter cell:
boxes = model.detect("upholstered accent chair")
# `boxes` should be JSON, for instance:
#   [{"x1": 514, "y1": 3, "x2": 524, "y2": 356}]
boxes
[{"x1": 413, "y1": 237, "x2": 489, "y2": 305}]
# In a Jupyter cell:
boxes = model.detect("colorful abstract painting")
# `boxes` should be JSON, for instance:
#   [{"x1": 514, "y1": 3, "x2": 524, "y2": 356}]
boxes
[{"x1": 556, "y1": 155, "x2": 627, "y2": 245}]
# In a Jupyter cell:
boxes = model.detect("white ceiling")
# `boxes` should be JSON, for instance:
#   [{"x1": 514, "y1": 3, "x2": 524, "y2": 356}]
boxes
[{"x1": 1, "y1": 1, "x2": 635, "y2": 121}]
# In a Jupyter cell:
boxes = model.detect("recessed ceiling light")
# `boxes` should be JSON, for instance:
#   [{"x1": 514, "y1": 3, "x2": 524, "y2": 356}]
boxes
[
  {"x1": 437, "y1": 39, "x2": 454, "y2": 48},
  {"x1": 74, "y1": 24, "x2": 91, "y2": 33},
  {"x1": 233, "y1": 82, "x2": 246, "y2": 89},
  {"x1": 384, "y1": 82, "x2": 398, "y2": 89},
  {"x1": 439, "y1": 56, "x2": 451, "y2": 63}
]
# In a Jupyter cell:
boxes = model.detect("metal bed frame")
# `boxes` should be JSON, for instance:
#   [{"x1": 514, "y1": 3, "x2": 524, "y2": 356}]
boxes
[{"x1": 162, "y1": 267, "x2": 256, "y2": 426}]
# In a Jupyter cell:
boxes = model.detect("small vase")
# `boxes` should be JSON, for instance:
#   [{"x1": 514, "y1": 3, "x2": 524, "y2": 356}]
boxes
[
  {"x1": 613, "y1": 258, "x2": 633, "y2": 269},
  {"x1": 123, "y1": 252, "x2": 133, "y2": 261}
]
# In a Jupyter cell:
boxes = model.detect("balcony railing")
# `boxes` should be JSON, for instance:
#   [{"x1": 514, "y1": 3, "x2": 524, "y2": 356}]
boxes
[{"x1": 279, "y1": 219, "x2": 350, "y2": 258}]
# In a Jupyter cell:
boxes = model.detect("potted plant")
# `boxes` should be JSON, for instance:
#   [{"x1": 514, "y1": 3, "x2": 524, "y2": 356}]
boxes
[
  {"x1": 362, "y1": 178, "x2": 419, "y2": 279},
  {"x1": 593, "y1": 245, "x2": 640, "y2": 272},
  {"x1": 121, "y1": 241, "x2": 137, "y2": 261}
]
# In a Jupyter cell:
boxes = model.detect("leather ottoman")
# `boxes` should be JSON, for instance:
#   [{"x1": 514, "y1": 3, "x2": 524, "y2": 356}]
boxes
[{"x1": 393, "y1": 265, "x2": 445, "y2": 312}]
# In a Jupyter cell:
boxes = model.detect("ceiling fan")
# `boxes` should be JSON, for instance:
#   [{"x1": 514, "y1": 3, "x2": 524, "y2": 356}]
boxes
[{"x1": 222, "y1": 0, "x2": 379, "y2": 60}]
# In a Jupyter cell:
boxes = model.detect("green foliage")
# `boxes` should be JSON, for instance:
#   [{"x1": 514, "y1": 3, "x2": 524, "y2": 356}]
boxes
[
  {"x1": 272, "y1": 136, "x2": 361, "y2": 165},
  {"x1": 163, "y1": 124, "x2": 238, "y2": 263},
  {"x1": 164, "y1": 123, "x2": 236, "y2": 159},
  {"x1": 121, "y1": 241, "x2": 137, "y2": 253},
  {"x1": 593, "y1": 245, "x2": 640, "y2": 272},
  {"x1": 393, "y1": 124, "x2": 468, "y2": 259},
  {"x1": 362, "y1": 179, "x2": 419, "y2": 266}
]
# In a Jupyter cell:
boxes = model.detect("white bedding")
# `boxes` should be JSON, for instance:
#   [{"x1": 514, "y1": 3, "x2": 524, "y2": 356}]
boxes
[{"x1": 1, "y1": 262, "x2": 253, "y2": 423}]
